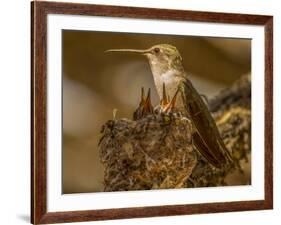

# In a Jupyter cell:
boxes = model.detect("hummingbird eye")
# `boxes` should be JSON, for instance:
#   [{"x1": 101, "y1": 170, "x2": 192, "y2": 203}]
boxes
[{"x1": 154, "y1": 48, "x2": 160, "y2": 54}]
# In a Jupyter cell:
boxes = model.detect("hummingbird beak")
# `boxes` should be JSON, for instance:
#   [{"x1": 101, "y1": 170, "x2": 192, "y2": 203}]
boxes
[
  {"x1": 163, "y1": 88, "x2": 179, "y2": 113},
  {"x1": 139, "y1": 87, "x2": 145, "y2": 106},
  {"x1": 143, "y1": 88, "x2": 154, "y2": 114},
  {"x1": 105, "y1": 48, "x2": 152, "y2": 55},
  {"x1": 160, "y1": 83, "x2": 169, "y2": 108}
]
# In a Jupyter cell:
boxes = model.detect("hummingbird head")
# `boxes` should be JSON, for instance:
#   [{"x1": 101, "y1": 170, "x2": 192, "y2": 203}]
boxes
[
  {"x1": 105, "y1": 44, "x2": 184, "y2": 76},
  {"x1": 145, "y1": 44, "x2": 184, "y2": 76}
]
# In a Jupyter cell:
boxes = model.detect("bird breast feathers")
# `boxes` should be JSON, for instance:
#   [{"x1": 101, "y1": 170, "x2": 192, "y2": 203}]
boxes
[{"x1": 161, "y1": 69, "x2": 178, "y2": 84}]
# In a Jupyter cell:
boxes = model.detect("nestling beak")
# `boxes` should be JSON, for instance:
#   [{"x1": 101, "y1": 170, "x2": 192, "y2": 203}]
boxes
[{"x1": 105, "y1": 48, "x2": 152, "y2": 55}]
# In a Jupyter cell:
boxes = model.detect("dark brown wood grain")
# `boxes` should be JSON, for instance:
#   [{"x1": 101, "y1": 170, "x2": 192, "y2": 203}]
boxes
[
  {"x1": 31, "y1": 3, "x2": 34, "y2": 223},
  {"x1": 31, "y1": 1, "x2": 273, "y2": 224},
  {"x1": 32, "y1": 1, "x2": 48, "y2": 224},
  {"x1": 264, "y1": 17, "x2": 274, "y2": 210}
]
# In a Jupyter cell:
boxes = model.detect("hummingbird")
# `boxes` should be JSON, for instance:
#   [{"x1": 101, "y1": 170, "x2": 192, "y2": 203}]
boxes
[
  {"x1": 133, "y1": 87, "x2": 154, "y2": 120},
  {"x1": 106, "y1": 44, "x2": 232, "y2": 168}
]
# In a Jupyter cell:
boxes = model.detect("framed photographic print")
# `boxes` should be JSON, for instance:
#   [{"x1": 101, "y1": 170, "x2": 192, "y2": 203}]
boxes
[{"x1": 31, "y1": 1, "x2": 273, "y2": 224}]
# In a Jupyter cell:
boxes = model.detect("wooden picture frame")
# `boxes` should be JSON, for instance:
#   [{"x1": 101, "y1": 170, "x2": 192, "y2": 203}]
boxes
[{"x1": 31, "y1": 1, "x2": 273, "y2": 224}]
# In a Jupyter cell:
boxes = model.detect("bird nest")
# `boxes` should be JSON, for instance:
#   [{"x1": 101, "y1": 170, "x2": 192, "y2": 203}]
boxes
[
  {"x1": 99, "y1": 76, "x2": 251, "y2": 191},
  {"x1": 99, "y1": 88, "x2": 197, "y2": 191}
]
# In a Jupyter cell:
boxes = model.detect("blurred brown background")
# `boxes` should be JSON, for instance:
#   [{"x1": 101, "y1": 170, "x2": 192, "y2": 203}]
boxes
[{"x1": 62, "y1": 30, "x2": 251, "y2": 193}]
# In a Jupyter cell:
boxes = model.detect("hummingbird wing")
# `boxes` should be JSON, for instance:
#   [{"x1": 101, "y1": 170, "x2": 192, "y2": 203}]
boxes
[{"x1": 179, "y1": 80, "x2": 232, "y2": 168}]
